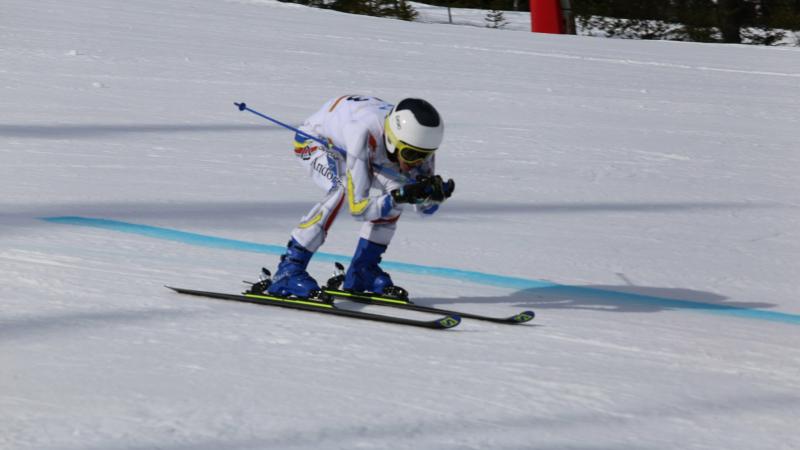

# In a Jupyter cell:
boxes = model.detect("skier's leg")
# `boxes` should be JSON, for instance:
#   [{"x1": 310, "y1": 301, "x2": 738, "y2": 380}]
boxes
[
  {"x1": 342, "y1": 215, "x2": 404, "y2": 295},
  {"x1": 358, "y1": 216, "x2": 399, "y2": 247},
  {"x1": 268, "y1": 144, "x2": 344, "y2": 297},
  {"x1": 290, "y1": 184, "x2": 346, "y2": 253}
]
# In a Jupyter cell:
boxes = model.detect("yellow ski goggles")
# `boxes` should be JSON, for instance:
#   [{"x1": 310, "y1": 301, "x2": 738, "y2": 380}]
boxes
[{"x1": 384, "y1": 117, "x2": 436, "y2": 165}]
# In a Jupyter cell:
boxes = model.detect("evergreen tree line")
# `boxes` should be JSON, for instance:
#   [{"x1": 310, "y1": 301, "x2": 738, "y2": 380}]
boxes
[
  {"x1": 572, "y1": 0, "x2": 800, "y2": 44},
  {"x1": 278, "y1": 0, "x2": 418, "y2": 21},
  {"x1": 278, "y1": 0, "x2": 800, "y2": 44}
]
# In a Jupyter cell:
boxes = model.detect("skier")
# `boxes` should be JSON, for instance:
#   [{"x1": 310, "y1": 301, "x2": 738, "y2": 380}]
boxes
[{"x1": 265, "y1": 95, "x2": 454, "y2": 299}]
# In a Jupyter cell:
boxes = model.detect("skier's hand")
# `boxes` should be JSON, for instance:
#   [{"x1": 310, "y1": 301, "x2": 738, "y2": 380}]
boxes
[
  {"x1": 391, "y1": 175, "x2": 455, "y2": 204},
  {"x1": 424, "y1": 175, "x2": 455, "y2": 202},
  {"x1": 390, "y1": 181, "x2": 426, "y2": 204}
]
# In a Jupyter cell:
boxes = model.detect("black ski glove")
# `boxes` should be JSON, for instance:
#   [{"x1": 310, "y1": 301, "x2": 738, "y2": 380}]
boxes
[{"x1": 391, "y1": 175, "x2": 455, "y2": 204}]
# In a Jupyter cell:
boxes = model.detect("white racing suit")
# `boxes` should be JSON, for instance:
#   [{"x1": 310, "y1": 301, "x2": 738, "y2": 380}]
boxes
[{"x1": 288, "y1": 95, "x2": 435, "y2": 253}]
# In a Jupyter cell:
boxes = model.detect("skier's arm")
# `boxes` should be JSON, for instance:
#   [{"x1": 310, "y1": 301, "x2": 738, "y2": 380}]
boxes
[{"x1": 343, "y1": 123, "x2": 395, "y2": 222}]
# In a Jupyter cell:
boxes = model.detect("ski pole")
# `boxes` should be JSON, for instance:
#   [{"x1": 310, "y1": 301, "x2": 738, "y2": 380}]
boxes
[{"x1": 234, "y1": 102, "x2": 346, "y2": 158}]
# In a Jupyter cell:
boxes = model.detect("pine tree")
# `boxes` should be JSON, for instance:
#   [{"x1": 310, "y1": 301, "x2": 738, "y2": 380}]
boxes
[
  {"x1": 717, "y1": 0, "x2": 747, "y2": 42},
  {"x1": 330, "y1": 0, "x2": 381, "y2": 17},
  {"x1": 395, "y1": 0, "x2": 418, "y2": 21},
  {"x1": 485, "y1": 1, "x2": 508, "y2": 29}
]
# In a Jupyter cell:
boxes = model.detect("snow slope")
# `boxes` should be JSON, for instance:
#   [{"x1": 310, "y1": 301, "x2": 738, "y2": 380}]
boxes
[{"x1": 2, "y1": 1, "x2": 800, "y2": 449}]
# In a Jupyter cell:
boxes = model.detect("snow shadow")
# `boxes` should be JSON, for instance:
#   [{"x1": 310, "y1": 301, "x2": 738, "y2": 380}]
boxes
[
  {"x1": 442, "y1": 199, "x2": 777, "y2": 216},
  {"x1": 1, "y1": 198, "x2": 774, "y2": 244},
  {"x1": 1, "y1": 198, "x2": 774, "y2": 233},
  {"x1": 4, "y1": 198, "x2": 778, "y2": 222},
  {"x1": 0, "y1": 123, "x2": 284, "y2": 139},
  {"x1": 530, "y1": 284, "x2": 777, "y2": 313},
  {"x1": 417, "y1": 284, "x2": 792, "y2": 322},
  {"x1": 78, "y1": 438, "x2": 644, "y2": 450},
  {"x1": 0, "y1": 308, "x2": 194, "y2": 340},
  {"x1": 0, "y1": 202, "x2": 311, "y2": 237},
  {"x1": 58, "y1": 391, "x2": 800, "y2": 450},
  {"x1": 1, "y1": 201, "x2": 308, "y2": 224}
]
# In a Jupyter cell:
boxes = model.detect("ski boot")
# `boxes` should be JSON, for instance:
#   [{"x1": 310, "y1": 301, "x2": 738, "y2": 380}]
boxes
[
  {"x1": 342, "y1": 238, "x2": 408, "y2": 299},
  {"x1": 266, "y1": 238, "x2": 321, "y2": 298}
]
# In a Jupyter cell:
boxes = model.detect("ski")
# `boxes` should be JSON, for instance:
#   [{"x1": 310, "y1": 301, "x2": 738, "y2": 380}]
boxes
[
  {"x1": 322, "y1": 288, "x2": 535, "y2": 325},
  {"x1": 166, "y1": 286, "x2": 461, "y2": 330}
]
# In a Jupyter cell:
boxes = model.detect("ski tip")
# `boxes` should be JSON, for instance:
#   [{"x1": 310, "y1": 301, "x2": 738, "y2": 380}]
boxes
[
  {"x1": 437, "y1": 315, "x2": 461, "y2": 329},
  {"x1": 511, "y1": 311, "x2": 536, "y2": 323}
]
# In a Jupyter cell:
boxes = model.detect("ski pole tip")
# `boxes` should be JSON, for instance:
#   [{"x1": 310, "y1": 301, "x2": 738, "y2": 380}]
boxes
[{"x1": 235, "y1": 102, "x2": 247, "y2": 111}]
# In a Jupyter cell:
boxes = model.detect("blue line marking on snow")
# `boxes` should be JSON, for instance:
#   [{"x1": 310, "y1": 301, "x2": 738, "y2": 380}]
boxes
[{"x1": 42, "y1": 216, "x2": 800, "y2": 325}]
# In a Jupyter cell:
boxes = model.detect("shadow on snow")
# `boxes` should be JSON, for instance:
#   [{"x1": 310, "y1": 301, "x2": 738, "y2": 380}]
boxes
[
  {"x1": 0, "y1": 123, "x2": 286, "y2": 139},
  {"x1": 413, "y1": 284, "x2": 782, "y2": 318},
  {"x1": 0, "y1": 198, "x2": 779, "y2": 227}
]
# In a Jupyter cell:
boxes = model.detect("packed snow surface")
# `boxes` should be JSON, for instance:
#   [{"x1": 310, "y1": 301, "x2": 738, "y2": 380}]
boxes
[{"x1": 2, "y1": 1, "x2": 800, "y2": 449}]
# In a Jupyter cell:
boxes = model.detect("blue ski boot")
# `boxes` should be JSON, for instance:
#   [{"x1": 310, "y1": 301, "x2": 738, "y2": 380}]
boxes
[
  {"x1": 343, "y1": 238, "x2": 407, "y2": 298},
  {"x1": 267, "y1": 238, "x2": 320, "y2": 298}
]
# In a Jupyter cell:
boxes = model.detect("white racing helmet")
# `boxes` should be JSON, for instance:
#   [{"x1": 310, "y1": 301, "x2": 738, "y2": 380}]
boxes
[{"x1": 384, "y1": 98, "x2": 444, "y2": 164}]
